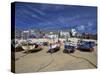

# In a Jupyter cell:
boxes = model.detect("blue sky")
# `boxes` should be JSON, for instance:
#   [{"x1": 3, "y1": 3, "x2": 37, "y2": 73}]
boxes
[{"x1": 15, "y1": 2, "x2": 97, "y2": 34}]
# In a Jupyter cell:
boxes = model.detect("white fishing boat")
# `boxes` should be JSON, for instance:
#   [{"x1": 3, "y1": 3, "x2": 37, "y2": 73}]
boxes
[
  {"x1": 21, "y1": 41, "x2": 43, "y2": 53},
  {"x1": 48, "y1": 42, "x2": 61, "y2": 53}
]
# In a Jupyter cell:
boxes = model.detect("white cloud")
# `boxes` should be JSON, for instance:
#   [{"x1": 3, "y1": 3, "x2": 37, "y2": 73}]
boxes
[
  {"x1": 32, "y1": 8, "x2": 46, "y2": 16},
  {"x1": 88, "y1": 22, "x2": 93, "y2": 26},
  {"x1": 77, "y1": 25, "x2": 85, "y2": 31}
]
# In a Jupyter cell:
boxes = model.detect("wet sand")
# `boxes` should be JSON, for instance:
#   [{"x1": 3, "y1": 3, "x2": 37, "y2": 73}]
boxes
[{"x1": 14, "y1": 38, "x2": 97, "y2": 73}]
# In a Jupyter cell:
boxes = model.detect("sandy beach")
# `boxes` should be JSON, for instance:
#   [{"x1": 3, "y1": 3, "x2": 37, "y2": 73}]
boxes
[{"x1": 14, "y1": 38, "x2": 97, "y2": 73}]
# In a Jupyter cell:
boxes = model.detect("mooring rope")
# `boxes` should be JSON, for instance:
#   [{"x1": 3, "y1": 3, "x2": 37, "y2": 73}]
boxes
[
  {"x1": 68, "y1": 54, "x2": 97, "y2": 68},
  {"x1": 15, "y1": 53, "x2": 29, "y2": 61},
  {"x1": 36, "y1": 53, "x2": 55, "y2": 72}
]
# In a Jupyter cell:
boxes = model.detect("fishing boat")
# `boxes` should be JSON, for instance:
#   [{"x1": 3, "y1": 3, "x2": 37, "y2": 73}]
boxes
[
  {"x1": 11, "y1": 39, "x2": 24, "y2": 52},
  {"x1": 48, "y1": 42, "x2": 60, "y2": 53},
  {"x1": 21, "y1": 41, "x2": 43, "y2": 53},
  {"x1": 63, "y1": 40, "x2": 76, "y2": 53},
  {"x1": 77, "y1": 40, "x2": 95, "y2": 52}
]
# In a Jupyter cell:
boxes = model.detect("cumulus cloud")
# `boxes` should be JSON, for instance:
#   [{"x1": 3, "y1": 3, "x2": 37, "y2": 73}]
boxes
[
  {"x1": 88, "y1": 22, "x2": 93, "y2": 26},
  {"x1": 77, "y1": 25, "x2": 85, "y2": 31}
]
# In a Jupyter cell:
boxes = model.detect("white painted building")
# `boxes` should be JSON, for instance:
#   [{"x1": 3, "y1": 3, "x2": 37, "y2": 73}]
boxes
[
  {"x1": 21, "y1": 30, "x2": 30, "y2": 40},
  {"x1": 15, "y1": 29, "x2": 22, "y2": 39},
  {"x1": 71, "y1": 29, "x2": 77, "y2": 37},
  {"x1": 47, "y1": 34, "x2": 58, "y2": 39},
  {"x1": 60, "y1": 30, "x2": 70, "y2": 38}
]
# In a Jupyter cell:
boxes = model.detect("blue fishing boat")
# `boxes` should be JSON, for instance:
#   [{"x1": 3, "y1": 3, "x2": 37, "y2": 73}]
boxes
[
  {"x1": 64, "y1": 41, "x2": 76, "y2": 53},
  {"x1": 77, "y1": 40, "x2": 95, "y2": 52}
]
